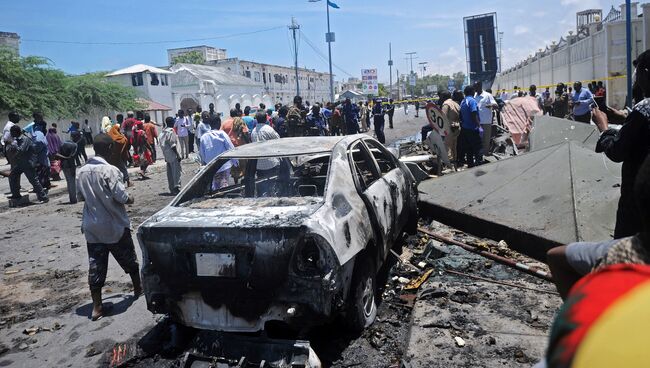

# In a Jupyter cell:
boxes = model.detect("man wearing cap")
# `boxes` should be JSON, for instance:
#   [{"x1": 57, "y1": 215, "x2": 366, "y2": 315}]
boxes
[
  {"x1": 76, "y1": 133, "x2": 141, "y2": 321},
  {"x1": 372, "y1": 99, "x2": 386, "y2": 144}
]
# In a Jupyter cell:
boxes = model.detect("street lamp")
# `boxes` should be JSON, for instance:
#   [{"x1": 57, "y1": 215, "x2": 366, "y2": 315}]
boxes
[{"x1": 309, "y1": 0, "x2": 336, "y2": 102}]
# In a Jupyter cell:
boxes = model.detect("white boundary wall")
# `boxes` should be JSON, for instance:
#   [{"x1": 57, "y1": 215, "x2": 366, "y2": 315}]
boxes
[{"x1": 494, "y1": 3, "x2": 650, "y2": 109}]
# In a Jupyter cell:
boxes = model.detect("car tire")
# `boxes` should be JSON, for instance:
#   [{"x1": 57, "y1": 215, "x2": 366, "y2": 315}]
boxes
[{"x1": 345, "y1": 255, "x2": 377, "y2": 333}]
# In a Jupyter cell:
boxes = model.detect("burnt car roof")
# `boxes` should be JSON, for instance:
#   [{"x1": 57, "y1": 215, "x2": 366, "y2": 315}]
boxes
[{"x1": 220, "y1": 135, "x2": 368, "y2": 158}]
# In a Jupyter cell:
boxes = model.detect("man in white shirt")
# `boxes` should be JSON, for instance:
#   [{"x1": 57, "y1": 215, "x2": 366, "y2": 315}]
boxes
[
  {"x1": 251, "y1": 112, "x2": 280, "y2": 196},
  {"x1": 474, "y1": 82, "x2": 497, "y2": 157},
  {"x1": 174, "y1": 109, "x2": 191, "y2": 159},
  {"x1": 159, "y1": 117, "x2": 182, "y2": 194},
  {"x1": 76, "y1": 133, "x2": 141, "y2": 321},
  {"x1": 3, "y1": 112, "x2": 18, "y2": 145}
]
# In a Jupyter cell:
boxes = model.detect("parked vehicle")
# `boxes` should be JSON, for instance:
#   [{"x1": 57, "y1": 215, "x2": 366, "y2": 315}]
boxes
[{"x1": 138, "y1": 135, "x2": 418, "y2": 333}]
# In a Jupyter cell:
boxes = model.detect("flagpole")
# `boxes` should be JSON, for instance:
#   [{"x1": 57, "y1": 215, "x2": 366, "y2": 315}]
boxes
[{"x1": 326, "y1": 0, "x2": 335, "y2": 102}]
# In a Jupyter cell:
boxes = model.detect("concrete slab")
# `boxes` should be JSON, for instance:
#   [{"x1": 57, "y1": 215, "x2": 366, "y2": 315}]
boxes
[
  {"x1": 418, "y1": 141, "x2": 621, "y2": 261},
  {"x1": 529, "y1": 116, "x2": 599, "y2": 152}
]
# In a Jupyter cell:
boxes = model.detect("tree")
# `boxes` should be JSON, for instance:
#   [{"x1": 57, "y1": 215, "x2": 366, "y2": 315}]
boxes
[
  {"x1": 63, "y1": 72, "x2": 143, "y2": 116},
  {"x1": 0, "y1": 50, "x2": 143, "y2": 118},
  {"x1": 452, "y1": 71, "x2": 466, "y2": 90},
  {"x1": 171, "y1": 51, "x2": 205, "y2": 65}
]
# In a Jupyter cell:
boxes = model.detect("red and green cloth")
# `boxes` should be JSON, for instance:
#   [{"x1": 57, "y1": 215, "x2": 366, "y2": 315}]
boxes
[{"x1": 547, "y1": 264, "x2": 650, "y2": 367}]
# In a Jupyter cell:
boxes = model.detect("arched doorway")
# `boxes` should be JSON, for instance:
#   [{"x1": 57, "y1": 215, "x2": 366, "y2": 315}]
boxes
[{"x1": 180, "y1": 96, "x2": 199, "y2": 113}]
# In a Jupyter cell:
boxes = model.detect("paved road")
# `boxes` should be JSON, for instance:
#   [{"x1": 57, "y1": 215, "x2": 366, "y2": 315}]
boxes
[{"x1": 0, "y1": 111, "x2": 429, "y2": 367}]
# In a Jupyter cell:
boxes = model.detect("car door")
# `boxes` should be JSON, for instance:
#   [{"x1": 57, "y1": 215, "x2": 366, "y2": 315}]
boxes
[
  {"x1": 362, "y1": 138, "x2": 406, "y2": 243},
  {"x1": 347, "y1": 140, "x2": 395, "y2": 257}
]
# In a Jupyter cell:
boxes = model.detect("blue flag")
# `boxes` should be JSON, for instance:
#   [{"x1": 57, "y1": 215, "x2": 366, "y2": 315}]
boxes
[{"x1": 327, "y1": 0, "x2": 340, "y2": 8}]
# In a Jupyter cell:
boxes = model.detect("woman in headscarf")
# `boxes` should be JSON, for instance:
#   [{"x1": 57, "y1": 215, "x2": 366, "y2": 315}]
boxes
[
  {"x1": 107, "y1": 124, "x2": 131, "y2": 185},
  {"x1": 132, "y1": 121, "x2": 153, "y2": 178},
  {"x1": 101, "y1": 116, "x2": 112, "y2": 133},
  {"x1": 46, "y1": 126, "x2": 63, "y2": 180}
]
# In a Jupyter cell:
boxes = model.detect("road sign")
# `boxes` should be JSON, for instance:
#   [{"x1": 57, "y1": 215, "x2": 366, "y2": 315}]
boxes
[
  {"x1": 447, "y1": 79, "x2": 455, "y2": 91},
  {"x1": 361, "y1": 69, "x2": 378, "y2": 95},
  {"x1": 427, "y1": 85, "x2": 438, "y2": 93},
  {"x1": 409, "y1": 74, "x2": 417, "y2": 86}
]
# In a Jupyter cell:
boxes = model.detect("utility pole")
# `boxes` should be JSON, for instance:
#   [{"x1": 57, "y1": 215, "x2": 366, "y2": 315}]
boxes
[
  {"x1": 325, "y1": 1, "x2": 335, "y2": 102},
  {"x1": 289, "y1": 17, "x2": 300, "y2": 97},
  {"x1": 405, "y1": 52, "x2": 417, "y2": 97},
  {"x1": 396, "y1": 69, "x2": 400, "y2": 100},
  {"x1": 418, "y1": 61, "x2": 428, "y2": 78},
  {"x1": 388, "y1": 43, "x2": 393, "y2": 99}
]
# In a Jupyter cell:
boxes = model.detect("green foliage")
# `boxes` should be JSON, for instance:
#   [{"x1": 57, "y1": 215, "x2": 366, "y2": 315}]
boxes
[
  {"x1": 409, "y1": 71, "x2": 467, "y2": 97},
  {"x1": 0, "y1": 50, "x2": 142, "y2": 119},
  {"x1": 378, "y1": 83, "x2": 387, "y2": 97},
  {"x1": 171, "y1": 51, "x2": 205, "y2": 65},
  {"x1": 64, "y1": 72, "x2": 143, "y2": 115}
]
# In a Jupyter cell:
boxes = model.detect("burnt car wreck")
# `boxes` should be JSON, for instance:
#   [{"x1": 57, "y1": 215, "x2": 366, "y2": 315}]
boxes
[{"x1": 138, "y1": 135, "x2": 419, "y2": 333}]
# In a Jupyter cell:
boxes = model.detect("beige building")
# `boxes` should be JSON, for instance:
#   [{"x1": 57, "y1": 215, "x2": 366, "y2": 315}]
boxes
[
  {"x1": 0, "y1": 32, "x2": 20, "y2": 54},
  {"x1": 167, "y1": 45, "x2": 227, "y2": 65},
  {"x1": 209, "y1": 58, "x2": 332, "y2": 104}
]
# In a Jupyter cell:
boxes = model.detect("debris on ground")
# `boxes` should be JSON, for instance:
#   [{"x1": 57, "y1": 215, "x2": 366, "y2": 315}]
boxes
[{"x1": 404, "y1": 220, "x2": 561, "y2": 368}]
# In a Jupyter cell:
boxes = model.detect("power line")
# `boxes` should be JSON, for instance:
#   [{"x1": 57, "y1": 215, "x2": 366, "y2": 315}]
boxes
[
  {"x1": 22, "y1": 26, "x2": 285, "y2": 45},
  {"x1": 299, "y1": 30, "x2": 353, "y2": 78}
]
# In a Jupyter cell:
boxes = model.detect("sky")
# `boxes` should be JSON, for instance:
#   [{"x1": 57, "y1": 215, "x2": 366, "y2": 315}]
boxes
[{"x1": 3, "y1": 0, "x2": 619, "y2": 84}]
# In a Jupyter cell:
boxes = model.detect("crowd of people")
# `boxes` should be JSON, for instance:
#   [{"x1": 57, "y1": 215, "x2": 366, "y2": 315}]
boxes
[
  {"x1": 1, "y1": 94, "x2": 405, "y2": 207},
  {"x1": 494, "y1": 79, "x2": 607, "y2": 123}
]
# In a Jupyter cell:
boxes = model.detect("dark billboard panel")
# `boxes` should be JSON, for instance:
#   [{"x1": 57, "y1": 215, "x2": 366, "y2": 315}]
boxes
[{"x1": 464, "y1": 13, "x2": 499, "y2": 86}]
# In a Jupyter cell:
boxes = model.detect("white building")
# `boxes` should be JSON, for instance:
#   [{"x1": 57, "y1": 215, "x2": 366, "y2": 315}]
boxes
[
  {"x1": 169, "y1": 63, "x2": 272, "y2": 116},
  {"x1": 0, "y1": 32, "x2": 20, "y2": 54},
  {"x1": 167, "y1": 45, "x2": 227, "y2": 65},
  {"x1": 494, "y1": 2, "x2": 650, "y2": 109},
  {"x1": 209, "y1": 58, "x2": 332, "y2": 104},
  {"x1": 105, "y1": 64, "x2": 174, "y2": 123}
]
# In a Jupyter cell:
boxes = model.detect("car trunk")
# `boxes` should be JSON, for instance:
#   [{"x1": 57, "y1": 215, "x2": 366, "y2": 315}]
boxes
[{"x1": 138, "y1": 199, "x2": 323, "y2": 321}]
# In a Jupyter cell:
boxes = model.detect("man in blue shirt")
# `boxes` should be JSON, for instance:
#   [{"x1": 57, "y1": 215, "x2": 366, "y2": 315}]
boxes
[
  {"x1": 571, "y1": 81, "x2": 594, "y2": 124},
  {"x1": 458, "y1": 85, "x2": 482, "y2": 167},
  {"x1": 199, "y1": 116, "x2": 236, "y2": 189},
  {"x1": 242, "y1": 106, "x2": 255, "y2": 130}
]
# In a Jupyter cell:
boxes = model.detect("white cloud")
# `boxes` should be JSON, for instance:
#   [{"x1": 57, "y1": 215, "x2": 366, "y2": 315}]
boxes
[
  {"x1": 441, "y1": 47, "x2": 460, "y2": 58},
  {"x1": 514, "y1": 25, "x2": 530, "y2": 35}
]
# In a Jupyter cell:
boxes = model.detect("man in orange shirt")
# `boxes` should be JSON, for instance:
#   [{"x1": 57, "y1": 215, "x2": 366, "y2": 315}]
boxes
[
  {"x1": 220, "y1": 108, "x2": 249, "y2": 147},
  {"x1": 143, "y1": 114, "x2": 158, "y2": 162}
]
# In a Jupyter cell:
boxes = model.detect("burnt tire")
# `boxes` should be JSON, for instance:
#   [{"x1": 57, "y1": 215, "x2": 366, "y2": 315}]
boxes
[{"x1": 345, "y1": 255, "x2": 377, "y2": 333}]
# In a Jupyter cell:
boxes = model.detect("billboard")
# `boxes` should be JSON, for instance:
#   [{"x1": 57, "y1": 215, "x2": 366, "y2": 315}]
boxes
[
  {"x1": 463, "y1": 12, "x2": 499, "y2": 87},
  {"x1": 361, "y1": 69, "x2": 378, "y2": 95}
]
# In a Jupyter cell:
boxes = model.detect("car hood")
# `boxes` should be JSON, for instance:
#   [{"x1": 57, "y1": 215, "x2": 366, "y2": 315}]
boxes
[{"x1": 142, "y1": 196, "x2": 324, "y2": 228}]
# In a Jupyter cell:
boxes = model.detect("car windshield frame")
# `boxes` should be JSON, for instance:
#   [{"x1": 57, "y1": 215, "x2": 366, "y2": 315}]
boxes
[{"x1": 174, "y1": 151, "x2": 333, "y2": 206}]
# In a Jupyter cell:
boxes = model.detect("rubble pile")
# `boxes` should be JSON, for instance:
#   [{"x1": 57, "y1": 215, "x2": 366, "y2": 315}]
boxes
[{"x1": 403, "y1": 220, "x2": 561, "y2": 368}]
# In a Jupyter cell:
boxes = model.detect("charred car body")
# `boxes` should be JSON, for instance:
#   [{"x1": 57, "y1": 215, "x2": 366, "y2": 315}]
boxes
[{"x1": 138, "y1": 135, "x2": 418, "y2": 333}]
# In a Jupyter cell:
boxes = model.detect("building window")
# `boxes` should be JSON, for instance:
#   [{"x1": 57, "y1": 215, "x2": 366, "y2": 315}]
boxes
[
  {"x1": 161, "y1": 75, "x2": 168, "y2": 86},
  {"x1": 131, "y1": 72, "x2": 143, "y2": 86},
  {"x1": 150, "y1": 73, "x2": 160, "y2": 86},
  {"x1": 263, "y1": 73, "x2": 266, "y2": 84},
  {"x1": 254, "y1": 71, "x2": 261, "y2": 82},
  {"x1": 245, "y1": 70, "x2": 251, "y2": 78}
]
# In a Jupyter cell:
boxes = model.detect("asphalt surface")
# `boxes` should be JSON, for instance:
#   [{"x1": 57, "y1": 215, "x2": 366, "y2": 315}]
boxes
[{"x1": 0, "y1": 110, "x2": 431, "y2": 367}]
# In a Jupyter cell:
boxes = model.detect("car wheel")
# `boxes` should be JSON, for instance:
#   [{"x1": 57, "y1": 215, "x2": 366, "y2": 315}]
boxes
[{"x1": 345, "y1": 256, "x2": 377, "y2": 333}]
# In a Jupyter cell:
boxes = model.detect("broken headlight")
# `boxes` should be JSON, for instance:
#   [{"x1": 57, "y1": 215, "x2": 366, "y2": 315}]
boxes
[{"x1": 293, "y1": 235, "x2": 335, "y2": 277}]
